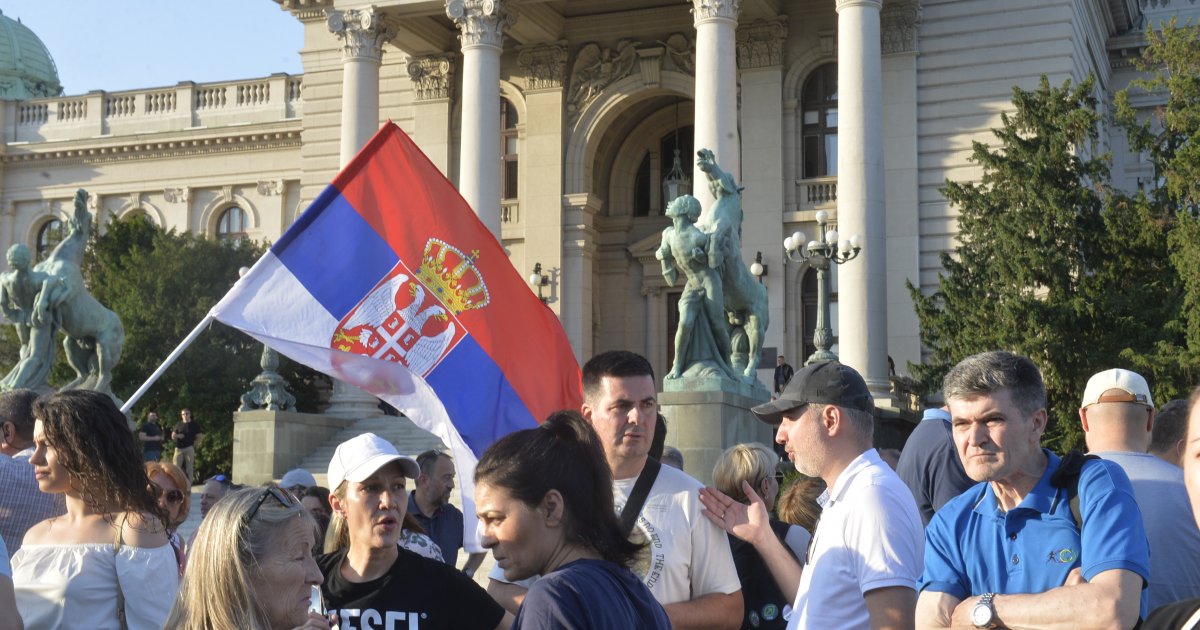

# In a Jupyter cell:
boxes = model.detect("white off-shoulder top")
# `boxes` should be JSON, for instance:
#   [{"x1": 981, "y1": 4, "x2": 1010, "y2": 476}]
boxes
[{"x1": 12, "y1": 543, "x2": 179, "y2": 630}]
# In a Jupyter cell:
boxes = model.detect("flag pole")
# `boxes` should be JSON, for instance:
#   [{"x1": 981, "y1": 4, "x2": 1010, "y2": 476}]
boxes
[{"x1": 120, "y1": 313, "x2": 215, "y2": 414}]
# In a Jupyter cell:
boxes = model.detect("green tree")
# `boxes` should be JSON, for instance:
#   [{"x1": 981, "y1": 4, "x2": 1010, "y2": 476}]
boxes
[
  {"x1": 1115, "y1": 19, "x2": 1200, "y2": 398},
  {"x1": 82, "y1": 216, "x2": 321, "y2": 480},
  {"x1": 908, "y1": 75, "x2": 1178, "y2": 451}
]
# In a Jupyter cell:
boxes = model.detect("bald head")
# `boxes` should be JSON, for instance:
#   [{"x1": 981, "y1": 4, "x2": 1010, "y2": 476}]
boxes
[{"x1": 1079, "y1": 389, "x2": 1154, "y2": 453}]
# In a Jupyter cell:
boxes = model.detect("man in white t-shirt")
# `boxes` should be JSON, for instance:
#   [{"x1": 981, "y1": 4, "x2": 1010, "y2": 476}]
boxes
[
  {"x1": 700, "y1": 361, "x2": 924, "y2": 630},
  {"x1": 488, "y1": 350, "x2": 743, "y2": 629}
]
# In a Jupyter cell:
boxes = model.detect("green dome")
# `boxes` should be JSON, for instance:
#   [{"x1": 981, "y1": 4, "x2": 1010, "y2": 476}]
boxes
[{"x1": 0, "y1": 9, "x2": 62, "y2": 100}]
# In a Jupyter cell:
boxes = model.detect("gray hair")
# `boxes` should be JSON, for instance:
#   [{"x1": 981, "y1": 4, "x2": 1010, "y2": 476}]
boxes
[{"x1": 943, "y1": 350, "x2": 1046, "y2": 416}]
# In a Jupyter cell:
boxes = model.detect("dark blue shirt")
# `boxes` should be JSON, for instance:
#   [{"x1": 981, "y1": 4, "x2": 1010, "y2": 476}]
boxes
[
  {"x1": 920, "y1": 450, "x2": 1150, "y2": 617},
  {"x1": 896, "y1": 409, "x2": 975, "y2": 525},
  {"x1": 513, "y1": 558, "x2": 671, "y2": 630},
  {"x1": 407, "y1": 491, "x2": 464, "y2": 565}
]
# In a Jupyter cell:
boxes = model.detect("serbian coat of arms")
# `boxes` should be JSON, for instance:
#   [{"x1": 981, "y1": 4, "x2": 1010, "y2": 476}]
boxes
[{"x1": 330, "y1": 238, "x2": 490, "y2": 377}]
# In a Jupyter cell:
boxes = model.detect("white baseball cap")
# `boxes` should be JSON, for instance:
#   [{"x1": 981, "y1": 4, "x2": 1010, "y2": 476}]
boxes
[
  {"x1": 1081, "y1": 368, "x2": 1154, "y2": 409},
  {"x1": 280, "y1": 468, "x2": 317, "y2": 490},
  {"x1": 327, "y1": 433, "x2": 420, "y2": 490}
]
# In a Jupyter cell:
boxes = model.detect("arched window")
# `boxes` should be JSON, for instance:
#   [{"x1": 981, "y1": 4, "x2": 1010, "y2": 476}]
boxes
[
  {"x1": 216, "y1": 206, "x2": 248, "y2": 241},
  {"x1": 801, "y1": 63, "x2": 838, "y2": 178},
  {"x1": 632, "y1": 124, "x2": 694, "y2": 217},
  {"x1": 501, "y1": 98, "x2": 519, "y2": 200},
  {"x1": 36, "y1": 219, "x2": 64, "y2": 261}
]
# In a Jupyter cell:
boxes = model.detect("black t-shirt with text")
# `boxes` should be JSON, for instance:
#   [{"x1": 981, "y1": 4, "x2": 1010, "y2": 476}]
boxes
[{"x1": 316, "y1": 546, "x2": 505, "y2": 630}]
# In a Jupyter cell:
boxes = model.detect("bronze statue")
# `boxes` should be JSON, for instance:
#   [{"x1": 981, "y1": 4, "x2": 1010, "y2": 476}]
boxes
[
  {"x1": 657, "y1": 151, "x2": 770, "y2": 386},
  {"x1": 1, "y1": 189, "x2": 125, "y2": 400}
]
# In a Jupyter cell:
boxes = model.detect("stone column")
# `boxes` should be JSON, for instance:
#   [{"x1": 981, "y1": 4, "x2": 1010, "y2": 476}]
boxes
[
  {"x1": 407, "y1": 55, "x2": 457, "y2": 174},
  {"x1": 326, "y1": 7, "x2": 394, "y2": 418},
  {"x1": 447, "y1": 0, "x2": 513, "y2": 240},
  {"x1": 737, "y1": 18, "x2": 787, "y2": 379},
  {"x1": 561, "y1": 193, "x2": 600, "y2": 360},
  {"x1": 691, "y1": 0, "x2": 741, "y2": 210},
  {"x1": 327, "y1": 8, "x2": 394, "y2": 165},
  {"x1": 835, "y1": 0, "x2": 890, "y2": 398}
]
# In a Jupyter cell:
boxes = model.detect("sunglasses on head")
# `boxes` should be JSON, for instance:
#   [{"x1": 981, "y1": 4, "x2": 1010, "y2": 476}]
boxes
[
  {"x1": 244, "y1": 486, "x2": 298, "y2": 525},
  {"x1": 208, "y1": 474, "x2": 232, "y2": 485}
]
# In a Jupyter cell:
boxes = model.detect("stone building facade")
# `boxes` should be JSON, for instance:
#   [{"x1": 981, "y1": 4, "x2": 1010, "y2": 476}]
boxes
[{"x1": 0, "y1": 0, "x2": 1193, "y2": 412}]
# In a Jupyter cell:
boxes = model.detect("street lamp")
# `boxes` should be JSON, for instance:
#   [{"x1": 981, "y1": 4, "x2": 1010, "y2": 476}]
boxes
[{"x1": 783, "y1": 210, "x2": 862, "y2": 365}]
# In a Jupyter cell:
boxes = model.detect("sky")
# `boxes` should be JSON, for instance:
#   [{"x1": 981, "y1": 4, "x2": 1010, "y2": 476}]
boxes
[{"x1": 2, "y1": 0, "x2": 304, "y2": 95}]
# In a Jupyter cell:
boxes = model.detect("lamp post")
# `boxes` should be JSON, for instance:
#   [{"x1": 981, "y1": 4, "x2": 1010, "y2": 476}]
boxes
[{"x1": 783, "y1": 210, "x2": 862, "y2": 365}]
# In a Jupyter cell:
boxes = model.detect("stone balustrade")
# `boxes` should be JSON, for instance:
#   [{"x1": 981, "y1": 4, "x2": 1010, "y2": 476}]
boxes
[
  {"x1": 797, "y1": 176, "x2": 838, "y2": 211},
  {"x1": 4, "y1": 73, "x2": 303, "y2": 144}
]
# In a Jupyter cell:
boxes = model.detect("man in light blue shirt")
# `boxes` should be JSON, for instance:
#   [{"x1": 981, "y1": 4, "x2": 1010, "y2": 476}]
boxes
[
  {"x1": 1080, "y1": 368, "x2": 1200, "y2": 610},
  {"x1": 917, "y1": 351, "x2": 1149, "y2": 629}
]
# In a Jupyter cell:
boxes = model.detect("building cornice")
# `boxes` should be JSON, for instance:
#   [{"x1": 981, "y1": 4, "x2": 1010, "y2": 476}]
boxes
[{"x1": 2, "y1": 124, "x2": 302, "y2": 167}]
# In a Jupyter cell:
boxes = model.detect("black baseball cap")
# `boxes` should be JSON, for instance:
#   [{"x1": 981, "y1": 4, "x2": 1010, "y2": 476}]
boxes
[{"x1": 751, "y1": 361, "x2": 874, "y2": 424}]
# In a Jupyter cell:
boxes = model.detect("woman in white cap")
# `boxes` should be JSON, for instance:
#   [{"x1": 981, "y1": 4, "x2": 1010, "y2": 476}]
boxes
[{"x1": 316, "y1": 433, "x2": 511, "y2": 630}]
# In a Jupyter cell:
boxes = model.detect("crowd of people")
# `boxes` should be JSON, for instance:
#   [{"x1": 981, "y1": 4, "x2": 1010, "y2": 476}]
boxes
[{"x1": 2, "y1": 347, "x2": 1200, "y2": 629}]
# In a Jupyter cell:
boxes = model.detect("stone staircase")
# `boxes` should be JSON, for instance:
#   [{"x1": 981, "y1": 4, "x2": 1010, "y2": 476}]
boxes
[{"x1": 295, "y1": 414, "x2": 448, "y2": 486}]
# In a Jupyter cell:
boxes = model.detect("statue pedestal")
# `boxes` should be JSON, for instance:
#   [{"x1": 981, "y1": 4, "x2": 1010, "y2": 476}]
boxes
[
  {"x1": 660, "y1": 376, "x2": 773, "y2": 485},
  {"x1": 232, "y1": 410, "x2": 351, "y2": 485}
]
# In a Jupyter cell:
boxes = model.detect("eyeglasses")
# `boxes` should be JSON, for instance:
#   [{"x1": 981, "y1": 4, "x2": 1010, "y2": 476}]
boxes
[
  {"x1": 163, "y1": 489, "x2": 185, "y2": 505},
  {"x1": 244, "y1": 486, "x2": 297, "y2": 525}
]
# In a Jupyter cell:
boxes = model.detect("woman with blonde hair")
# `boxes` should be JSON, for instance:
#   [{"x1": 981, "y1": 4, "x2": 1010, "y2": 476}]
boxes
[
  {"x1": 165, "y1": 486, "x2": 328, "y2": 630},
  {"x1": 316, "y1": 433, "x2": 507, "y2": 629},
  {"x1": 11, "y1": 390, "x2": 178, "y2": 629},
  {"x1": 145, "y1": 460, "x2": 190, "y2": 575},
  {"x1": 707, "y1": 443, "x2": 808, "y2": 630}
]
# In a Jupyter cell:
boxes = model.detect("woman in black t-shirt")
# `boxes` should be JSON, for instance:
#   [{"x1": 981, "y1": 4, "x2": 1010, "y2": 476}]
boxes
[{"x1": 316, "y1": 432, "x2": 508, "y2": 630}]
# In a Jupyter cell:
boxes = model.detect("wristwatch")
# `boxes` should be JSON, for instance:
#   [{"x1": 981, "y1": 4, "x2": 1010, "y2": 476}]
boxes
[{"x1": 971, "y1": 592, "x2": 999, "y2": 629}]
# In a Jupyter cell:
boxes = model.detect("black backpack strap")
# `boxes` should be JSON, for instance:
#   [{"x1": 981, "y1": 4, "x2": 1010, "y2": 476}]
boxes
[
  {"x1": 1049, "y1": 450, "x2": 1099, "y2": 530},
  {"x1": 620, "y1": 458, "x2": 662, "y2": 537}
]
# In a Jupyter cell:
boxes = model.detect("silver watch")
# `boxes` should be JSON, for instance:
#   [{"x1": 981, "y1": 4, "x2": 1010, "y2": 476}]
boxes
[{"x1": 971, "y1": 592, "x2": 998, "y2": 629}]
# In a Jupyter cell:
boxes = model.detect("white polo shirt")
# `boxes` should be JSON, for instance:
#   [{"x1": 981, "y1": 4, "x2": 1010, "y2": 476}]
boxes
[{"x1": 787, "y1": 448, "x2": 924, "y2": 630}]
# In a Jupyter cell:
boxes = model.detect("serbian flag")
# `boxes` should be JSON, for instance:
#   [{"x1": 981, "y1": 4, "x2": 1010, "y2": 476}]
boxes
[{"x1": 210, "y1": 122, "x2": 582, "y2": 551}]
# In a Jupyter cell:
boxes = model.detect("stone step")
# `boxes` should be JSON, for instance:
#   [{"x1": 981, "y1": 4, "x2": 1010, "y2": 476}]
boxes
[{"x1": 295, "y1": 414, "x2": 447, "y2": 487}]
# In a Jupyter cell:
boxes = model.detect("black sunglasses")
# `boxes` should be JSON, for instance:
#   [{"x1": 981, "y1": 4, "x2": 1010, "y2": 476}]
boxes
[
  {"x1": 244, "y1": 486, "x2": 297, "y2": 525},
  {"x1": 163, "y1": 489, "x2": 184, "y2": 505}
]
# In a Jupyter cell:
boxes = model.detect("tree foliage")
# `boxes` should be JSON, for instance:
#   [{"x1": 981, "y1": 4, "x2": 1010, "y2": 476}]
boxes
[
  {"x1": 1115, "y1": 19, "x2": 1200, "y2": 398},
  {"x1": 908, "y1": 75, "x2": 1185, "y2": 451},
  {"x1": 80, "y1": 216, "x2": 323, "y2": 480}
]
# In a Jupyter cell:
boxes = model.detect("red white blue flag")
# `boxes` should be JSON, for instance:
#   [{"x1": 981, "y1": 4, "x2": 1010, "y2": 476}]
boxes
[{"x1": 211, "y1": 122, "x2": 582, "y2": 549}]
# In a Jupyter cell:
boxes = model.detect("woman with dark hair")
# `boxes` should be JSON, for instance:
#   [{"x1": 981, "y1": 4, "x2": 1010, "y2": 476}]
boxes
[
  {"x1": 11, "y1": 390, "x2": 178, "y2": 629},
  {"x1": 475, "y1": 409, "x2": 670, "y2": 629}
]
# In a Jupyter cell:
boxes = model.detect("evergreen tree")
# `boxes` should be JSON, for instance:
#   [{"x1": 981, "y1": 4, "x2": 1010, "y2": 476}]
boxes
[
  {"x1": 80, "y1": 216, "x2": 322, "y2": 478},
  {"x1": 1115, "y1": 19, "x2": 1200, "y2": 399},
  {"x1": 908, "y1": 75, "x2": 1174, "y2": 450}
]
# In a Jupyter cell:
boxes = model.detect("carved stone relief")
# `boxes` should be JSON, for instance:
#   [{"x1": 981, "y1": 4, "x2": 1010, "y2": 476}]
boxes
[
  {"x1": 881, "y1": 0, "x2": 921, "y2": 55},
  {"x1": 327, "y1": 8, "x2": 396, "y2": 62},
  {"x1": 566, "y1": 34, "x2": 696, "y2": 122},
  {"x1": 257, "y1": 180, "x2": 284, "y2": 196},
  {"x1": 517, "y1": 43, "x2": 568, "y2": 91},
  {"x1": 736, "y1": 18, "x2": 788, "y2": 69},
  {"x1": 446, "y1": 0, "x2": 515, "y2": 49},
  {"x1": 407, "y1": 55, "x2": 456, "y2": 101},
  {"x1": 163, "y1": 187, "x2": 190, "y2": 203},
  {"x1": 691, "y1": 0, "x2": 741, "y2": 22}
]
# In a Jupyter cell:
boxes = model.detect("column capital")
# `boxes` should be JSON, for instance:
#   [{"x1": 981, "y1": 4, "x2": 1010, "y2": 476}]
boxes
[
  {"x1": 691, "y1": 0, "x2": 740, "y2": 25},
  {"x1": 446, "y1": 0, "x2": 515, "y2": 50},
  {"x1": 517, "y1": 42, "x2": 568, "y2": 91},
  {"x1": 407, "y1": 54, "x2": 456, "y2": 101},
  {"x1": 881, "y1": 0, "x2": 921, "y2": 55},
  {"x1": 835, "y1": 0, "x2": 883, "y2": 12},
  {"x1": 327, "y1": 8, "x2": 395, "y2": 62},
  {"x1": 736, "y1": 17, "x2": 788, "y2": 69}
]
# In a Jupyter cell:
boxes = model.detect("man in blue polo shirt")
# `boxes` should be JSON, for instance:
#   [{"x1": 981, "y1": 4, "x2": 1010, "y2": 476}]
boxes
[{"x1": 916, "y1": 351, "x2": 1149, "y2": 629}]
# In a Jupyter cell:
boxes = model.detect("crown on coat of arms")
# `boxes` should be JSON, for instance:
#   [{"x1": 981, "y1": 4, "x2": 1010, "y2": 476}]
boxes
[{"x1": 417, "y1": 238, "x2": 490, "y2": 314}]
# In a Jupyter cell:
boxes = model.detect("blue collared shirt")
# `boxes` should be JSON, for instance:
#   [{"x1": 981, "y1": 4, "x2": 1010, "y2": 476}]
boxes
[
  {"x1": 920, "y1": 450, "x2": 1150, "y2": 617},
  {"x1": 407, "y1": 491, "x2": 464, "y2": 566}
]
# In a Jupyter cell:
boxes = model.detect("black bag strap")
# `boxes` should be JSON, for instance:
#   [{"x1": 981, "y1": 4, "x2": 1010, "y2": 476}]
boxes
[
  {"x1": 619, "y1": 458, "x2": 662, "y2": 537},
  {"x1": 1049, "y1": 450, "x2": 1099, "y2": 531}
]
